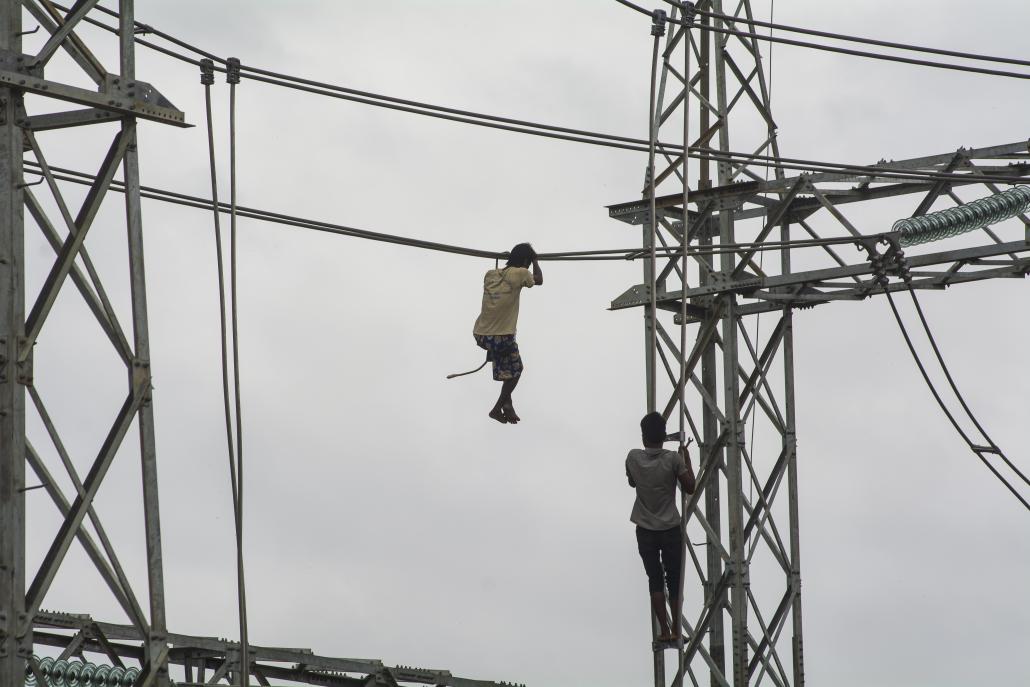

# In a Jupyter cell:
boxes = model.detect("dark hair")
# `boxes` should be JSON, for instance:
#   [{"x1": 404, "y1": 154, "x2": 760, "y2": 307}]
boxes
[
  {"x1": 640, "y1": 412, "x2": 666, "y2": 444},
  {"x1": 506, "y1": 243, "x2": 536, "y2": 268}
]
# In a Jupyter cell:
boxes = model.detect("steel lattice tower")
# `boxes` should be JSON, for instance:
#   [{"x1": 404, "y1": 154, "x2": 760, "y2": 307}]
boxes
[
  {"x1": 0, "y1": 3, "x2": 521, "y2": 686},
  {"x1": 1, "y1": 3, "x2": 1027, "y2": 687},
  {"x1": 1, "y1": 1, "x2": 184, "y2": 684},
  {"x1": 609, "y1": 2, "x2": 1030, "y2": 686}
]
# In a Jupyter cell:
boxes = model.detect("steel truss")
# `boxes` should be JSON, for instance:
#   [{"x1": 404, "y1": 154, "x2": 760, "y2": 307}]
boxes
[
  {"x1": 29, "y1": 610, "x2": 521, "y2": 687},
  {"x1": 614, "y1": 2, "x2": 1030, "y2": 687},
  {"x1": 0, "y1": 3, "x2": 516, "y2": 687}
]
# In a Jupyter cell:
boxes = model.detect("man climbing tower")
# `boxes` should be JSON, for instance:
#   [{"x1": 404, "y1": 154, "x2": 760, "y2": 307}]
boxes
[
  {"x1": 626, "y1": 412, "x2": 696, "y2": 642},
  {"x1": 472, "y1": 243, "x2": 543, "y2": 424}
]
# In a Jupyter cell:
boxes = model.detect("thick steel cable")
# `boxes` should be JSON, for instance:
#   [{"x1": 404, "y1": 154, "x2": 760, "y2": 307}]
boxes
[
  {"x1": 882, "y1": 288, "x2": 1030, "y2": 512},
  {"x1": 672, "y1": 2, "x2": 1030, "y2": 70},
  {"x1": 92, "y1": 0, "x2": 1030, "y2": 73},
  {"x1": 906, "y1": 288, "x2": 1030, "y2": 489},
  {"x1": 63, "y1": 4, "x2": 1030, "y2": 188},
  {"x1": 201, "y1": 63, "x2": 241, "y2": 560},
  {"x1": 226, "y1": 59, "x2": 251, "y2": 687},
  {"x1": 25, "y1": 160, "x2": 888, "y2": 262},
  {"x1": 198, "y1": 71, "x2": 1030, "y2": 186},
  {"x1": 619, "y1": 0, "x2": 1030, "y2": 81},
  {"x1": 200, "y1": 61, "x2": 251, "y2": 686}
]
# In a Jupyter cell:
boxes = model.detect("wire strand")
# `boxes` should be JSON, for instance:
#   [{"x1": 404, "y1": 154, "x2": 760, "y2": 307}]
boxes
[
  {"x1": 682, "y1": 3, "x2": 1030, "y2": 70},
  {"x1": 628, "y1": 0, "x2": 1030, "y2": 81},
  {"x1": 905, "y1": 288, "x2": 1030, "y2": 488},
  {"x1": 201, "y1": 63, "x2": 251, "y2": 687},
  {"x1": 61, "y1": 4, "x2": 1030, "y2": 187},
  {"x1": 23, "y1": 159, "x2": 898, "y2": 262},
  {"x1": 226, "y1": 63, "x2": 250, "y2": 687},
  {"x1": 882, "y1": 287, "x2": 1029, "y2": 512}
]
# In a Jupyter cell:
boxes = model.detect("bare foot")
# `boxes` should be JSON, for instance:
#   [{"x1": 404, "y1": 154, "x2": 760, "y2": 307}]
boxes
[
  {"x1": 502, "y1": 404, "x2": 520, "y2": 424},
  {"x1": 489, "y1": 408, "x2": 508, "y2": 424}
]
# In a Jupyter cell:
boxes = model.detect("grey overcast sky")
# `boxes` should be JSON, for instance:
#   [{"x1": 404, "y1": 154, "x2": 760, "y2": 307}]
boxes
[{"x1": 22, "y1": 2, "x2": 1030, "y2": 686}]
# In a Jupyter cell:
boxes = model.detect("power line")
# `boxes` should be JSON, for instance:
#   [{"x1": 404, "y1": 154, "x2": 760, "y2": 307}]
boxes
[
  {"x1": 680, "y1": 3, "x2": 1030, "y2": 71},
  {"x1": 620, "y1": 0, "x2": 1030, "y2": 81},
  {"x1": 64, "y1": 4, "x2": 1030, "y2": 188},
  {"x1": 882, "y1": 285, "x2": 1030, "y2": 513},
  {"x1": 23, "y1": 161, "x2": 887, "y2": 263},
  {"x1": 905, "y1": 288, "x2": 1030, "y2": 490},
  {"x1": 199, "y1": 58, "x2": 250, "y2": 687}
]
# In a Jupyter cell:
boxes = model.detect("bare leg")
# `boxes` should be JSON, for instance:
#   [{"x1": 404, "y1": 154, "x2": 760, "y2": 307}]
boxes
[
  {"x1": 493, "y1": 377, "x2": 520, "y2": 423},
  {"x1": 669, "y1": 595, "x2": 682, "y2": 641},
  {"x1": 651, "y1": 592, "x2": 673, "y2": 640}
]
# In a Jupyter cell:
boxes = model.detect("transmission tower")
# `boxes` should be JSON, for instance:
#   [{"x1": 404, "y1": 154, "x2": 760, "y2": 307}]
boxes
[
  {"x1": 1, "y1": 3, "x2": 520, "y2": 686},
  {"x1": 610, "y1": 2, "x2": 1030, "y2": 686}
]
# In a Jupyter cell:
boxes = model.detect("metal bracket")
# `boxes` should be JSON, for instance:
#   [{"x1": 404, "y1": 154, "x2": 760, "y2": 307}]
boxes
[
  {"x1": 15, "y1": 337, "x2": 31, "y2": 386},
  {"x1": 105, "y1": 74, "x2": 181, "y2": 112},
  {"x1": 707, "y1": 271, "x2": 762, "y2": 294},
  {"x1": 132, "y1": 359, "x2": 152, "y2": 406},
  {"x1": 611, "y1": 283, "x2": 655, "y2": 310},
  {"x1": 0, "y1": 68, "x2": 188, "y2": 127},
  {"x1": 0, "y1": 49, "x2": 43, "y2": 78}
]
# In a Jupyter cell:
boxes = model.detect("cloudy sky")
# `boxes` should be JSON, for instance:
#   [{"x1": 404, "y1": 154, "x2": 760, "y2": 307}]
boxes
[{"x1": 21, "y1": 1, "x2": 1030, "y2": 686}]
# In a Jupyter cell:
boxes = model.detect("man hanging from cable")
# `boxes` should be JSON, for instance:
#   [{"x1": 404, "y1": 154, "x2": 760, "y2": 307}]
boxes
[
  {"x1": 470, "y1": 243, "x2": 543, "y2": 424},
  {"x1": 626, "y1": 412, "x2": 695, "y2": 642}
]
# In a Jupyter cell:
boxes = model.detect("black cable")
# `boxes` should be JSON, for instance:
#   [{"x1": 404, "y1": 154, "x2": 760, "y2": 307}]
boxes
[
  {"x1": 23, "y1": 160, "x2": 884, "y2": 263},
  {"x1": 882, "y1": 287, "x2": 1030, "y2": 512},
  {"x1": 66, "y1": 4, "x2": 1030, "y2": 187},
  {"x1": 613, "y1": 0, "x2": 653, "y2": 17},
  {"x1": 227, "y1": 66, "x2": 1030, "y2": 185},
  {"x1": 225, "y1": 57, "x2": 250, "y2": 687},
  {"x1": 619, "y1": 0, "x2": 1030, "y2": 81},
  {"x1": 671, "y1": 2, "x2": 1030, "y2": 71},
  {"x1": 200, "y1": 58, "x2": 250, "y2": 687},
  {"x1": 906, "y1": 287, "x2": 1030, "y2": 488}
]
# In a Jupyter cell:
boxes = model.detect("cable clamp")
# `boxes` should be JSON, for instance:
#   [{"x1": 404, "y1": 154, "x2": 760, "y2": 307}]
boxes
[
  {"x1": 199, "y1": 58, "x2": 215, "y2": 86},
  {"x1": 682, "y1": 2, "x2": 698, "y2": 25},
  {"x1": 651, "y1": 9, "x2": 667, "y2": 37},
  {"x1": 882, "y1": 237, "x2": 911, "y2": 283},
  {"x1": 226, "y1": 57, "x2": 241, "y2": 85}
]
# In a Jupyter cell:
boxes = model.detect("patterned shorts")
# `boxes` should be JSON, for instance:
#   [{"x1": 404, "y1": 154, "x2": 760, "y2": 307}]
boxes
[{"x1": 474, "y1": 334, "x2": 523, "y2": 381}]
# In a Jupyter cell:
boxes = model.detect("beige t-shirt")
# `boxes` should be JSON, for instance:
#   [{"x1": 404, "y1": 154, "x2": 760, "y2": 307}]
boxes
[{"x1": 473, "y1": 266, "x2": 535, "y2": 336}]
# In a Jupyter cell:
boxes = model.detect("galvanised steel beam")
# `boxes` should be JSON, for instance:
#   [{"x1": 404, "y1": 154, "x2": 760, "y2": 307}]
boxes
[
  {"x1": 608, "y1": 140, "x2": 1030, "y2": 224},
  {"x1": 0, "y1": 6, "x2": 26, "y2": 687},
  {"x1": 0, "y1": 1, "x2": 188, "y2": 685},
  {"x1": 621, "y1": 240, "x2": 1030, "y2": 307},
  {"x1": 31, "y1": 611, "x2": 524, "y2": 687},
  {"x1": 118, "y1": 2, "x2": 167, "y2": 680}
]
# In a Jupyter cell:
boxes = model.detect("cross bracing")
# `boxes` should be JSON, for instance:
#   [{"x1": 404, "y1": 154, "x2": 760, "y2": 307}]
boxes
[
  {"x1": 1, "y1": 2, "x2": 514, "y2": 686},
  {"x1": 29, "y1": 611, "x2": 522, "y2": 687},
  {"x1": 612, "y1": 2, "x2": 1029, "y2": 686},
  {"x1": 1, "y1": 2, "x2": 1028, "y2": 687}
]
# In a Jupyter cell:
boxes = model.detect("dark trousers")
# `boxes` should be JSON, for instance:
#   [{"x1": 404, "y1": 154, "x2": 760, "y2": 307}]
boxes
[{"x1": 636, "y1": 525, "x2": 683, "y2": 595}]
